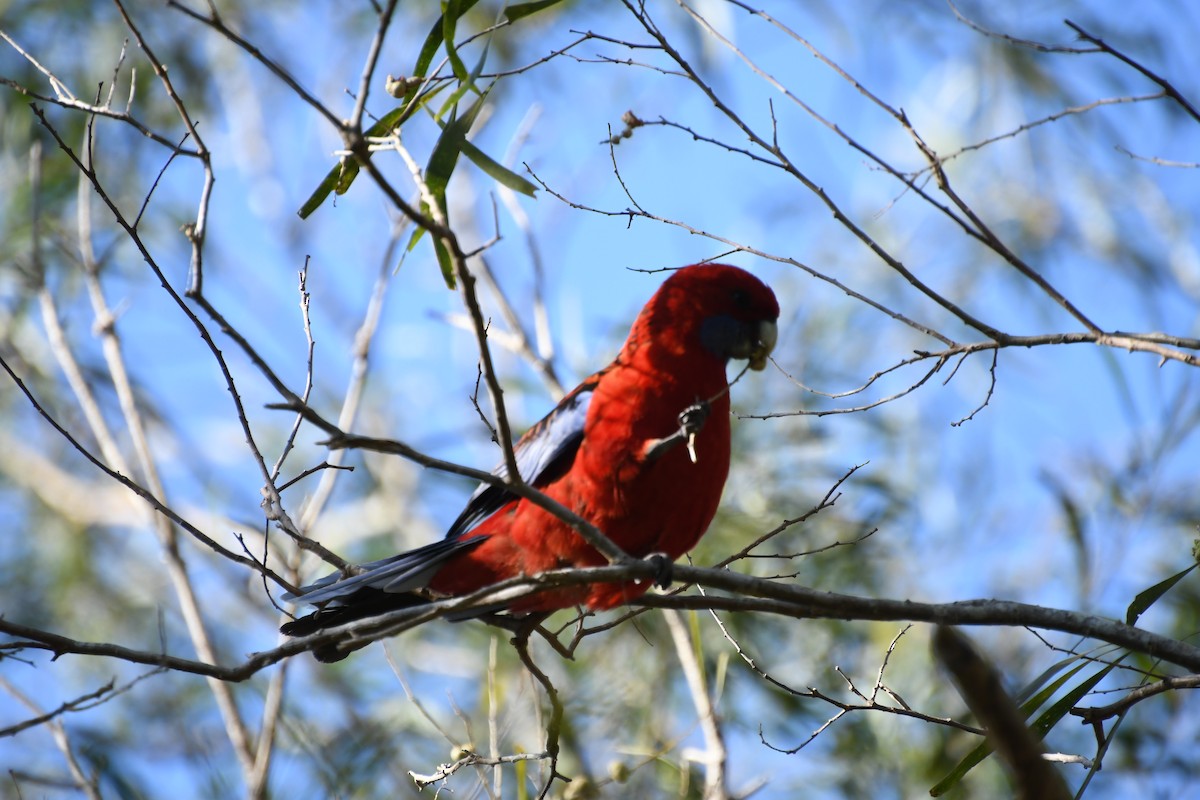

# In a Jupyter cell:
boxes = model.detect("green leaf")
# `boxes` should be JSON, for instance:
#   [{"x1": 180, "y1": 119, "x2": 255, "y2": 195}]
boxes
[
  {"x1": 1013, "y1": 644, "x2": 1124, "y2": 712},
  {"x1": 298, "y1": 0, "x2": 480, "y2": 218},
  {"x1": 297, "y1": 106, "x2": 415, "y2": 219},
  {"x1": 419, "y1": 96, "x2": 487, "y2": 288},
  {"x1": 427, "y1": 34, "x2": 530, "y2": 200},
  {"x1": 432, "y1": 235, "x2": 455, "y2": 288},
  {"x1": 504, "y1": 0, "x2": 567, "y2": 22},
  {"x1": 930, "y1": 661, "x2": 1090, "y2": 796},
  {"x1": 458, "y1": 136, "x2": 538, "y2": 196},
  {"x1": 415, "y1": 78, "x2": 536, "y2": 283},
  {"x1": 1012, "y1": 652, "x2": 1091, "y2": 705},
  {"x1": 687, "y1": 609, "x2": 708, "y2": 687},
  {"x1": 1028, "y1": 658, "x2": 1117, "y2": 739},
  {"x1": 426, "y1": 102, "x2": 480, "y2": 202},
  {"x1": 433, "y1": 21, "x2": 492, "y2": 121},
  {"x1": 297, "y1": 161, "x2": 349, "y2": 219},
  {"x1": 931, "y1": 660, "x2": 1117, "y2": 795},
  {"x1": 406, "y1": 213, "x2": 429, "y2": 254},
  {"x1": 412, "y1": 0, "x2": 481, "y2": 86},
  {"x1": 1126, "y1": 564, "x2": 1197, "y2": 625},
  {"x1": 442, "y1": 0, "x2": 471, "y2": 84},
  {"x1": 403, "y1": 202, "x2": 454, "y2": 288}
]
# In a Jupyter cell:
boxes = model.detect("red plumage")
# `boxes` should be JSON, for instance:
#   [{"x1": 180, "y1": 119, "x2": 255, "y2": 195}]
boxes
[{"x1": 283, "y1": 264, "x2": 779, "y2": 660}]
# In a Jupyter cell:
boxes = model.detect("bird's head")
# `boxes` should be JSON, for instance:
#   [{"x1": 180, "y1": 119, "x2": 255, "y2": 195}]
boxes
[{"x1": 641, "y1": 263, "x2": 780, "y2": 372}]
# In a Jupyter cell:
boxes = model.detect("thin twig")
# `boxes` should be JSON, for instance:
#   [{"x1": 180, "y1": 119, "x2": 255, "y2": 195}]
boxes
[
  {"x1": 510, "y1": 625, "x2": 569, "y2": 799},
  {"x1": 946, "y1": 1, "x2": 1099, "y2": 53},
  {"x1": 1071, "y1": 673, "x2": 1200, "y2": 724},
  {"x1": 1064, "y1": 20, "x2": 1200, "y2": 124},
  {"x1": 7, "y1": 560, "x2": 1200, "y2": 679},
  {"x1": 664, "y1": 609, "x2": 728, "y2": 799}
]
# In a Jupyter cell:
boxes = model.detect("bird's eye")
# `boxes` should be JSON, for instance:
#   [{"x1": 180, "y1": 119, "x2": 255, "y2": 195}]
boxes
[{"x1": 731, "y1": 289, "x2": 749, "y2": 306}]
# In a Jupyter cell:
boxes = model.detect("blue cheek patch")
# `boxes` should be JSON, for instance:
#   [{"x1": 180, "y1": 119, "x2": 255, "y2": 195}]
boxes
[{"x1": 700, "y1": 314, "x2": 745, "y2": 361}]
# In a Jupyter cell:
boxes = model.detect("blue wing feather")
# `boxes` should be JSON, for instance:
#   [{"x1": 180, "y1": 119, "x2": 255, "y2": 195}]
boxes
[
  {"x1": 444, "y1": 379, "x2": 594, "y2": 539},
  {"x1": 282, "y1": 536, "x2": 486, "y2": 604},
  {"x1": 288, "y1": 378, "x2": 596, "y2": 606}
]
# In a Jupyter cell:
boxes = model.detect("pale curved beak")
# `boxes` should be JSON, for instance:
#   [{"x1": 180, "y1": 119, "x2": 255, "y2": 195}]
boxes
[{"x1": 748, "y1": 319, "x2": 778, "y2": 371}]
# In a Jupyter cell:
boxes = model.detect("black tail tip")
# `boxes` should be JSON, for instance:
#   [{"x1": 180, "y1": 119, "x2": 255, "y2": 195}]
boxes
[
  {"x1": 280, "y1": 590, "x2": 431, "y2": 662},
  {"x1": 279, "y1": 616, "x2": 318, "y2": 638}
]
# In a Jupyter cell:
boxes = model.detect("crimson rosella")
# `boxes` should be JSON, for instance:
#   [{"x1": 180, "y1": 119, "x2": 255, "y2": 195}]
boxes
[{"x1": 283, "y1": 263, "x2": 779, "y2": 660}]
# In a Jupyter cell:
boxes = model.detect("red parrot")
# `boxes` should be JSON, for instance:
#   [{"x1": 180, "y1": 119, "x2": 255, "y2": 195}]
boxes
[{"x1": 283, "y1": 263, "x2": 779, "y2": 660}]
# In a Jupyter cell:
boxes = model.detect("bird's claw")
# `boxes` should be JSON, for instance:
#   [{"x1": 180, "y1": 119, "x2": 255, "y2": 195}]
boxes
[
  {"x1": 642, "y1": 400, "x2": 711, "y2": 463},
  {"x1": 677, "y1": 401, "x2": 710, "y2": 464},
  {"x1": 645, "y1": 552, "x2": 675, "y2": 589}
]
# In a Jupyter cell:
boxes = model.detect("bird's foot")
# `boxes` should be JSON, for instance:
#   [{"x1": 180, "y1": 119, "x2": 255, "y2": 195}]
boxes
[
  {"x1": 643, "y1": 400, "x2": 711, "y2": 464},
  {"x1": 676, "y1": 401, "x2": 710, "y2": 463},
  {"x1": 480, "y1": 610, "x2": 551, "y2": 636},
  {"x1": 645, "y1": 552, "x2": 675, "y2": 589}
]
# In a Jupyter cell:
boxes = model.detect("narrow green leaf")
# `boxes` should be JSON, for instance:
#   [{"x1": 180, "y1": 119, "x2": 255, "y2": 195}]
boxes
[
  {"x1": 297, "y1": 106, "x2": 417, "y2": 218},
  {"x1": 301, "y1": 2, "x2": 494, "y2": 219},
  {"x1": 421, "y1": 97, "x2": 486, "y2": 288},
  {"x1": 406, "y1": 217, "x2": 427, "y2": 254},
  {"x1": 333, "y1": 161, "x2": 361, "y2": 195},
  {"x1": 1028, "y1": 660, "x2": 1116, "y2": 739},
  {"x1": 927, "y1": 732, "x2": 985, "y2": 793},
  {"x1": 504, "y1": 0, "x2": 567, "y2": 22},
  {"x1": 442, "y1": 0, "x2": 470, "y2": 84},
  {"x1": 404, "y1": 205, "x2": 453, "y2": 287},
  {"x1": 432, "y1": 234, "x2": 455, "y2": 288},
  {"x1": 399, "y1": 0, "x2": 482, "y2": 112},
  {"x1": 434, "y1": 76, "x2": 476, "y2": 122},
  {"x1": 434, "y1": 21, "x2": 492, "y2": 121},
  {"x1": 431, "y1": 38, "x2": 525, "y2": 191},
  {"x1": 687, "y1": 610, "x2": 708, "y2": 687},
  {"x1": 425, "y1": 104, "x2": 474, "y2": 199},
  {"x1": 930, "y1": 661, "x2": 1088, "y2": 795},
  {"x1": 932, "y1": 662, "x2": 1116, "y2": 797},
  {"x1": 412, "y1": 0, "x2": 481, "y2": 83},
  {"x1": 1011, "y1": 653, "x2": 1086, "y2": 706},
  {"x1": 1126, "y1": 564, "x2": 1197, "y2": 625},
  {"x1": 431, "y1": 84, "x2": 537, "y2": 198},
  {"x1": 411, "y1": 22, "x2": 444, "y2": 82},
  {"x1": 458, "y1": 136, "x2": 538, "y2": 196},
  {"x1": 297, "y1": 161, "x2": 347, "y2": 219}
]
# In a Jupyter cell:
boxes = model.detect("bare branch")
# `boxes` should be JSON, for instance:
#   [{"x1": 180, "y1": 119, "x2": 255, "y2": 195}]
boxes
[
  {"x1": 0, "y1": 349, "x2": 291, "y2": 585},
  {"x1": 1072, "y1": 673, "x2": 1200, "y2": 724},
  {"x1": 0, "y1": 675, "x2": 103, "y2": 800},
  {"x1": 527, "y1": 164, "x2": 955, "y2": 346},
  {"x1": 510, "y1": 623, "x2": 569, "y2": 799},
  {"x1": 929, "y1": 93, "x2": 1167, "y2": 169},
  {"x1": 165, "y1": 1, "x2": 341, "y2": 130},
  {"x1": 1115, "y1": 146, "x2": 1200, "y2": 168},
  {"x1": 1064, "y1": 19, "x2": 1200, "y2": 124},
  {"x1": 946, "y1": 1, "x2": 1099, "y2": 53},
  {"x1": 6, "y1": 562, "x2": 1200, "y2": 679},
  {"x1": 349, "y1": 0, "x2": 399, "y2": 132},
  {"x1": 409, "y1": 749, "x2": 551, "y2": 790}
]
